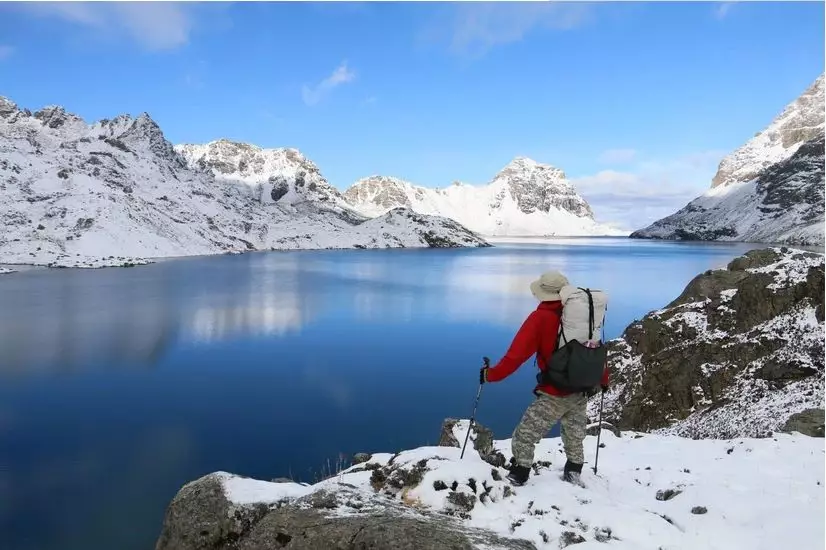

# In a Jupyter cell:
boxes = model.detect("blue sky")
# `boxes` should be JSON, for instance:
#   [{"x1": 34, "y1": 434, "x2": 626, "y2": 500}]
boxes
[{"x1": 0, "y1": 1, "x2": 823, "y2": 229}]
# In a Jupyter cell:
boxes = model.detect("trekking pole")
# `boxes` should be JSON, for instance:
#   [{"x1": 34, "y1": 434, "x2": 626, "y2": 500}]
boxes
[
  {"x1": 592, "y1": 391, "x2": 605, "y2": 474},
  {"x1": 460, "y1": 357, "x2": 489, "y2": 459}
]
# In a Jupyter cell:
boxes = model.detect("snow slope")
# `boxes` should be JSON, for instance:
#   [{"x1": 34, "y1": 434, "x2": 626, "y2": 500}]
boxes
[
  {"x1": 0, "y1": 97, "x2": 488, "y2": 268},
  {"x1": 342, "y1": 158, "x2": 627, "y2": 237},
  {"x1": 180, "y1": 421, "x2": 824, "y2": 550},
  {"x1": 632, "y1": 74, "x2": 825, "y2": 246}
]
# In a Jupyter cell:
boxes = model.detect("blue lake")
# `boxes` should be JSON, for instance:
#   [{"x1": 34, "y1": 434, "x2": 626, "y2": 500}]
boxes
[{"x1": 0, "y1": 237, "x2": 761, "y2": 550}]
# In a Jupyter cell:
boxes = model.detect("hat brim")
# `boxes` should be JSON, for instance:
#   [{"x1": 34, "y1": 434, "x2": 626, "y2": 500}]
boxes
[{"x1": 530, "y1": 279, "x2": 561, "y2": 302}]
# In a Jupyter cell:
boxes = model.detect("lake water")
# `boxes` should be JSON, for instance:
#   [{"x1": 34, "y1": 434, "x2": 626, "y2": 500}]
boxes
[{"x1": 0, "y1": 237, "x2": 762, "y2": 550}]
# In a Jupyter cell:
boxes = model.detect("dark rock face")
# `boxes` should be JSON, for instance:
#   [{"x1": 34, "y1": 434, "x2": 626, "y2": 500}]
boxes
[
  {"x1": 757, "y1": 135, "x2": 825, "y2": 226},
  {"x1": 155, "y1": 473, "x2": 537, "y2": 550},
  {"x1": 592, "y1": 248, "x2": 825, "y2": 438},
  {"x1": 781, "y1": 408, "x2": 825, "y2": 437}
]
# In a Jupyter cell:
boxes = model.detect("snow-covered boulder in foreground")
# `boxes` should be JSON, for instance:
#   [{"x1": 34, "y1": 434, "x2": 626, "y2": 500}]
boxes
[
  {"x1": 0, "y1": 97, "x2": 488, "y2": 269},
  {"x1": 597, "y1": 247, "x2": 825, "y2": 438},
  {"x1": 343, "y1": 158, "x2": 626, "y2": 237},
  {"x1": 155, "y1": 420, "x2": 824, "y2": 550},
  {"x1": 632, "y1": 74, "x2": 825, "y2": 246}
]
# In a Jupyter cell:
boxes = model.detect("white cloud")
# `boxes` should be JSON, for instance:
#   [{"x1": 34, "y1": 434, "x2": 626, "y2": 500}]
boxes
[
  {"x1": 301, "y1": 61, "x2": 356, "y2": 106},
  {"x1": 571, "y1": 151, "x2": 726, "y2": 231},
  {"x1": 421, "y1": 2, "x2": 593, "y2": 57},
  {"x1": 713, "y1": 2, "x2": 735, "y2": 19},
  {"x1": 0, "y1": 45, "x2": 13, "y2": 60},
  {"x1": 598, "y1": 148, "x2": 637, "y2": 164},
  {"x1": 15, "y1": 2, "x2": 195, "y2": 51}
]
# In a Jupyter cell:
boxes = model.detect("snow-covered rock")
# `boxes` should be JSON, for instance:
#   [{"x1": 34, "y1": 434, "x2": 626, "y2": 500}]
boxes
[
  {"x1": 596, "y1": 247, "x2": 825, "y2": 439},
  {"x1": 156, "y1": 419, "x2": 824, "y2": 550},
  {"x1": 342, "y1": 158, "x2": 627, "y2": 237},
  {"x1": 0, "y1": 98, "x2": 488, "y2": 269},
  {"x1": 632, "y1": 74, "x2": 825, "y2": 246},
  {"x1": 0, "y1": 267, "x2": 15, "y2": 275}
]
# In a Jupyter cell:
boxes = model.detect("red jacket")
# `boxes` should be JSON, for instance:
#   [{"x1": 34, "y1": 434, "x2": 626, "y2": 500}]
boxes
[{"x1": 485, "y1": 300, "x2": 609, "y2": 396}]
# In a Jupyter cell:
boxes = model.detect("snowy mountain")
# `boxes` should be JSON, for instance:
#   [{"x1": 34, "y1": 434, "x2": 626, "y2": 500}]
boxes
[
  {"x1": 156, "y1": 419, "x2": 824, "y2": 550},
  {"x1": 174, "y1": 140, "x2": 353, "y2": 217},
  {"x1": 631, "y1": 74, "x2": 825, "y2": 246},
  {"x1": 342, "y1": 158, "x2": 626, "y2": 237},
  {"x1": 595, "y1": 247, "x2": 824, "y2": 439},
  {"x1": 0, "y1": 97, "x2": 488, "y2": 268}
]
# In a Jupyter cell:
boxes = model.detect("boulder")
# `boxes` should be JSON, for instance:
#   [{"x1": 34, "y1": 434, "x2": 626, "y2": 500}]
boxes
[
  {"x1": 155, "y1": 473, "x2": 537, "y2": 550},
  {"x1": 781, "y1": 408, "x2": 825, "y2": 437}
]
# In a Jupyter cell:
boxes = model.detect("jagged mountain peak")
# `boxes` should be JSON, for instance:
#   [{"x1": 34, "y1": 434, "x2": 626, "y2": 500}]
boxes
[
  {"x1": 342, "y1": 158, "x2": 623, "y2": 236},
  {"x1": 496, "y1": 156, "x2": 566, "y2": 179},
  {"x1": 0, "y1": 96, "x2": 19, "y2": 117},
  {"x1": 711, "y1": 72, "x2": 825, "y2": 189}
]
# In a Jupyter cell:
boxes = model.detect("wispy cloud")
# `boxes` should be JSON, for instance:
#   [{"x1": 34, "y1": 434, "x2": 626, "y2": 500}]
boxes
[
  {"x1": 571, "y1": 150, "x2": 726, "y2": 230},
  {"x1": 0, "y1": 45, "x2": 14, "y2": 60},
  {"x1": 421, "y1": 2, "x2": 594, "y2": 58},
  {"x1": 598, "y1": 148, "x2": 637, "y2": 164},
  {"x1": 15, "y1": 2, "x2": 197, "y2": 51},
  {"x1": 713, "y1": 2, "x2": 736, "y2": 20},
  {"x1": 362, "y1": 96, "x2": 377, "y2": 106},
  {"x1": 301, "y1": 61, "x2": 356, "y2": 106}
]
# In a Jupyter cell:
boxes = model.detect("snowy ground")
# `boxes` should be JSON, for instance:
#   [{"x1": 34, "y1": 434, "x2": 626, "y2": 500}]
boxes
[
  {"x1": 212, "y1": 420, "x2": 824, "y2": 550},
  {"x1": 0, "y1": 267, "x2": 16, "y2": 275}
]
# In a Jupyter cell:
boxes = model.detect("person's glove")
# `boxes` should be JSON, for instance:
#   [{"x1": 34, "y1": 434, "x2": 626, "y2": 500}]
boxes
[
  {"x1": 480, "y1": 356, "x2": 491, "y2": 384},
  {"x1": 601, "y1": 384, "x2": 609, "y2": 394}
]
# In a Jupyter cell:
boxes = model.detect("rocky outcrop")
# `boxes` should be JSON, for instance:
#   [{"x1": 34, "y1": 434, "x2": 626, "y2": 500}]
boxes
[
  {"x1": 781, "y1": 408, "x2": 825, "y2": 437},
  {"x1": 342, "y1": 159, "x2": 624, "y2": 237},
  {"x1": 155, "y1": 471, "x2": 537, "y2": 550},
  {"x1": 590, "y1": 247, "x2": 825, "y2": 438},
  {"x1": 632, "y1": 74, "x2": 825, "y2": 246}
]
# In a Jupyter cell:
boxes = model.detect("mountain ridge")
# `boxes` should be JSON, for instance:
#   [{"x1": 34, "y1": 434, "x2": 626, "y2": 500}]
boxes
[
  {"x1": 631, "y1": 74, "x2": 825, "y2": 246},
  {"x1": 342, "y1": 158, "x2": 625, "y2": 237},
  {"x1": 0, "y1": 97, "x2": 489, "y2": 269}
]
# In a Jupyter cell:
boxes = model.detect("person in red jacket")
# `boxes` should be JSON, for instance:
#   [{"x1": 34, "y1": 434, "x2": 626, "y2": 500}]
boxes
[{"x1": 480, "y1": 270, "x2": 609, "y2": 487}]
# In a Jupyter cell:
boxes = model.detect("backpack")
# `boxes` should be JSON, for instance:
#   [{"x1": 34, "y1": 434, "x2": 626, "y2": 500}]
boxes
[{"x1": 537, "y1": 285, "x2": 608, "y2": 393}]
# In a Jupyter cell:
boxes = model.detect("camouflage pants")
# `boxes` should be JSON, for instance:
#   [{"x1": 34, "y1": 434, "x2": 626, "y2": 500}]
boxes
[{"x1": 511, "y1": 392, "x2": 588, "y2": 468}]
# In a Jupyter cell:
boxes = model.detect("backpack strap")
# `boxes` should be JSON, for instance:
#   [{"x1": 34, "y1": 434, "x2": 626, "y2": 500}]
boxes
[{"x1": 579, "y1": 287, "x2": 595, "y2": 340}]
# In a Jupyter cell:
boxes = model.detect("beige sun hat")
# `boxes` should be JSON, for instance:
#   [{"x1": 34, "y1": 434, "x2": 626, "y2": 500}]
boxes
[{"x1": 529, "y1": 270, "x2": 569, "y2": 302}]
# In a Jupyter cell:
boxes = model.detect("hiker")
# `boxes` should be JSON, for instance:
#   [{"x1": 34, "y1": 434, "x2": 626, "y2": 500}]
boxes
[{"x1": 479, "y1": 270, "x2": 609, "y2": 487}]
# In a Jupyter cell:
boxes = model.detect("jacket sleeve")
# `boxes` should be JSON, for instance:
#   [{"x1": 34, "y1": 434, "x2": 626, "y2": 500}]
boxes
[{"x1": 485, "y1": 312, "x2": 540, "y2": 383}]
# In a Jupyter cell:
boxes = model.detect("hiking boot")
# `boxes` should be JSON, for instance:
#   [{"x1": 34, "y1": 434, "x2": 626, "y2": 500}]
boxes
[
  {"x1": 507, "y1": 464, "x2": 531, "y2": 486},
  {"x1": 562, "y1": 460, "x2": 585, "y2": 487}
]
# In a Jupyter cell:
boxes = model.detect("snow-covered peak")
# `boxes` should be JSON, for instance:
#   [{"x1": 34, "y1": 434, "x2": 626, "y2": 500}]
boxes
[
  {"x1": 490, "y1": 156, "x2": 592, "y2": 218},
  {"x1": 175, "y1": 139, "x2": 347, "y2": 209},
  {"x1": 711, "y1": 73, "x2": 825, "y2": 189},
  {"x1": 341, "y1": 157, "x2": 622, "y2": 237},
  {"x1": 343, "y1": 175, "x2": 418, "y2": 211},
  {"x1": 0, "y1": 96, "x2": 19, "y2": 117}
]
